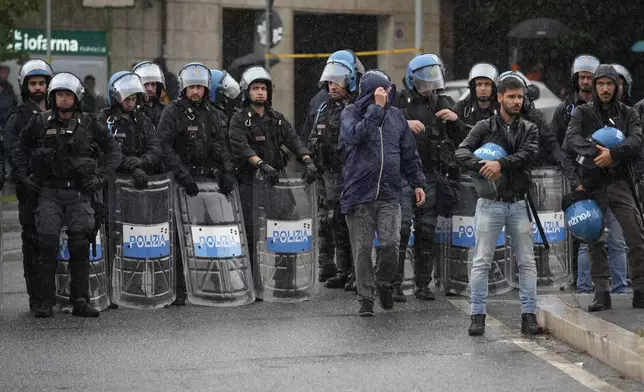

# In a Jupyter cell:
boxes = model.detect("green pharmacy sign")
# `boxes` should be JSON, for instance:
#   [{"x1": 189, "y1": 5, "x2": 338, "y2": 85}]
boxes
[{"x1": 10, "y1": 28, "x2": 108, "y2": 56}]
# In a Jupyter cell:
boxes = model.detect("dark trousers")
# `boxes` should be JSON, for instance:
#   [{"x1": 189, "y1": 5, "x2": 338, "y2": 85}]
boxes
[
  {"x1": 16, "y1": 183, "x2": 39, "y2": 304},
  {"x1": 587, "y1": 179, "x2": 644, "y2": 291}
]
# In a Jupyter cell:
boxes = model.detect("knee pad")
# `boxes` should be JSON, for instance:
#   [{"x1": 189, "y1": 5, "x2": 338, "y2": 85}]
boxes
[{"x1": 67, "y1": 231, "x2": 90, "y2": 258}]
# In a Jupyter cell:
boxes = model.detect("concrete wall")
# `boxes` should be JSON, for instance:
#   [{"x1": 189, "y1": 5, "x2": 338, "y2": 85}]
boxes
[{"x1": 19, "y1": 0, "x2": 440, "y2": 122}]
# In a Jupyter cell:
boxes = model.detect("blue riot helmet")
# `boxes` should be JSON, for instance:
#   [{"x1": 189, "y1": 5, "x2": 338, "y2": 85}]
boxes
[
  {"x1": 571, "y1": 54, "x2": 600, "y2": 92},
  {"x1": 612, "y1": 64, "x2": 632, "y2": 103},
  {"x1": 565, "y1": 199, "x2": 605, "y2": 243},
  {"x1": 406, "y1": 54, "x2": 444, "y2": 96},
  {"x1": 209, "y1": 69, "x2": 241, "y2": 104},
  {"x1": 107, "y1": 71, "x2": 146, "y2": 108},
  {"x1": 178, "y1": 62, "x2": 211, "y2": 99},
  {"x1": 240, "y1": 66, "x2": 273, "y2": 106},
  {"x1": 471, "y1": 143, "x2": 508, "y2": 197},
  {"x1": 576, "y1": 126, "x2": 625, "y2": 169},
  {"x1": 18, "y1": 58, "x2": 54, "y2": 100},
  {"x1": 318, "y1": 50, "x2": 364, "y2": 93},
  {"x1": 426, "y1": 53, "x2": 446, "y2": 78}
]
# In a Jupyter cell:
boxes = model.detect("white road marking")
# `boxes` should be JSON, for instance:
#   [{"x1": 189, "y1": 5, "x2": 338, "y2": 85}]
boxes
[{"x1": 448, "y1": 299, "x2": 624, "y2": 392}]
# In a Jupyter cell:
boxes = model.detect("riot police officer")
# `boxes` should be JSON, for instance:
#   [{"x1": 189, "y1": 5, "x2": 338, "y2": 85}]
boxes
[
  {"x1": 98, "y1": 71, "x2": 162, "y2": 187},
  {"x1": 3, "y1": 58, "x2": 53, "y2": 310},
  {"x1": 229, "y1": 66, "x2": 317, "y2": 293},
  {"x1": 158, "y1": 62, "x2": 236, "y2": 305},
  {"x1": 308, "y1": 51, "x2": 362, "y2": 289},
  {"x1": 209, "y1": 69, "x2": 242, "y2": 121},
  {"x1": 453, "y1": 62, "x2": 500, "y2": 129},
  {"x1": 396, "y1": 54, "x2": 466, "y2": 301},
  {"x1": 132, "y1": 61, "x2": 166, "y2": 125},
  {"x1": 14, "y1": 72, "x2": 122, "y2": 318},
  {"x1": 612, "y1": 64, "x2": 633, "y2": 106},
  {"x1": 551, "y1": 54, "x2": 600, "y2": 146}
]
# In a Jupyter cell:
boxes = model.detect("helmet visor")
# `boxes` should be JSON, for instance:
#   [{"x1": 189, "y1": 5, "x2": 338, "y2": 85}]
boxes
[
  {"x1": 220, "y1": 72, "x2": 241, "y2": 99},
  {"x1": 572, "y1": 55, "x2": 600, "y2": 75},
  {"x1": 319, "y1": 62, "x2": 352, "y2": 88},
  {"x1": 112, "y1": 74, "x2": 145, "y2": 103},
  {"x1": 180, "y1": 64, "x2": 210, "y2": 89},
  {"x1": 21, "y1": 59, "x2": 53, "y2": 81},
  {"x1": 411, "y1": 65, "x2": 444, "y2": 94},
  {"x1": 134, "y1": 62, "x2": 165, "y2": 87}
]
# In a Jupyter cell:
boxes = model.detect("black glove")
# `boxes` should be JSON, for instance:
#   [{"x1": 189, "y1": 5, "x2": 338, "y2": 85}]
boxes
[
  {"x1": 302, "y1": 157, "x2": 318, "y2": 184},
  {"x1": 258, "y1": 160, "x2": 280, "y2": 185},
  {"x1": 82, "y1": 175, "x2": 103, "y2": 194},
  {"x1": 131, "y1": 168, "x2": 149, "y2": 189},
  {"x1": 122, "y1": 156, "x2": 142, "y2": 172},
  {"x1": 21, "y1": 175, "x2": 40, "y2": 194},
  {"x1": 184, "y1": 180, "x2": 199, "y2": 197},
  {"x1": 219, "y1": 171, "x2": 236, "y2": 195}
]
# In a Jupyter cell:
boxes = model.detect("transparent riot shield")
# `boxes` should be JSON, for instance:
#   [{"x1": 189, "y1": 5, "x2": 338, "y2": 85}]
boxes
[
  {"x1": 435, "y1": 216, "x2": 451, "y2": 289},
  {"x1": 507, "y1": 167, "x2": 570, "y2": 291},
  {"x1": 55, "y1": 226, "x2": 109, "y2": 312},
  {"x1": 175, "y1": 179, "x2": 254, "y2": 306},
  {"x1": 254, "y1": 174, "x2": 318, "y2": 302},
  {"x1": 441, "y1": 174, "x2": 512, "y2": 296},
  {"x1": 109, "y1": 173, "x2": 175, "y2": 309}
]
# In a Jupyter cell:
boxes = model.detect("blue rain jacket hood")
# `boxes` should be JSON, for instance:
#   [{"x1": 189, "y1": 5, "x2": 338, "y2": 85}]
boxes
[{"x1": 339, "y1": 73, "x2": 425, "y2": 214}]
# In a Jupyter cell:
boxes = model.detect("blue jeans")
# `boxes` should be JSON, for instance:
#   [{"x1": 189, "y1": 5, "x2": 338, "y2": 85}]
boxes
[
  {"x1": 577, "y1": 207, "x2": 628, "y2": 294},
  {"x1": 471, "y1": 199, "x2": 537, "y2": 315}
]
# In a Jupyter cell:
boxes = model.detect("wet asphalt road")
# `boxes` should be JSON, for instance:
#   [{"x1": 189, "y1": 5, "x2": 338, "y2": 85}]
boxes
[{"x1": 1, "y1": 199, "x2": 642, "y2": 392}]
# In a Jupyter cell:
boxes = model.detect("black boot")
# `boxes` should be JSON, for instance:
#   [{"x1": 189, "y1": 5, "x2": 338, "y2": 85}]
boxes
[
  {"x1": 376, "y1": 283, "x2": 394, "y2": 310},
  {"x1": 344, "y1": 273, "x2": 355, "y2": 292},
  {"x1": 33, "y1": 303, "x2": 53, "y2": 318},
  {"x1": 521, "y1": 313, "x2": 544, "y2": 335},
  {"x1": 71, "y1": 298, "x2": 99, "y2": 318},
  {"x1": 393, "y1": 284, "x2": 407, "y2": 302},
  {"x1": 588, "y1": 291, "x2": 611, "y2": 312},
  {"x1": 318, "y1": 264, "x2": 337, "y2": 282},
  {"x1": 415, "y1": 285, "x2": 435, "y2": 301},
  {"x1": 633, "y1": 290, "x2": 644, "y2": 309},
  {"x1": 468, "y1": 314, "x2": 486, "y2": 336},
  {"x1": 325, "y1": 272, "x2": 349, "y2": 289}
]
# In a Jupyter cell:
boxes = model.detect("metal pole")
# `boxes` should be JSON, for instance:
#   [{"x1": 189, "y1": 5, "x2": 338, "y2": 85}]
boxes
[
  {"x1": 264, "y1": 0, "x2": 271, "y2": 69},
  {"x1": 46, "y1": 0, "x2": 52, "y2": 62},
  {"x1": 415, "y1": 0, "x2": 423, "y2": 55}
]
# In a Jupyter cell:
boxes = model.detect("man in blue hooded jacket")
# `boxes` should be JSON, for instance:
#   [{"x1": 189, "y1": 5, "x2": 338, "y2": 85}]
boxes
[{"x1": 340, "y1": 70, "x2": 426, "y2": 317}]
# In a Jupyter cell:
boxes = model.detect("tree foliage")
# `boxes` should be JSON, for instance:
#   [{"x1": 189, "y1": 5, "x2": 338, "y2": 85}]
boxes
[{"x1": 0, "y1": 0, "x2": 41, "y2": 62}]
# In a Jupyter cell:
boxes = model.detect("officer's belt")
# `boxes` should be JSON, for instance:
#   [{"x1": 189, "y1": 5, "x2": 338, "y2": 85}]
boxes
[{"x1": 42, "y1": 178, "x2": 77, "y2": 190}]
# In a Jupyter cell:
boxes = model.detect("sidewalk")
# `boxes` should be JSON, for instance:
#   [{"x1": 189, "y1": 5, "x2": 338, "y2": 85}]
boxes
[{"x1": 537, "y1": 293, "x2": 644, "y2": 383}]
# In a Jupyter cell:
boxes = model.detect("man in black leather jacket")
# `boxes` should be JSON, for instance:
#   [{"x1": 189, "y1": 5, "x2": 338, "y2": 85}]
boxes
[
  {"x1": 456, "y1": 75, "x2": 543, "y2": 337},
  {"x1": 562, "y1": 64, "x2": 644, "y2": 312}
]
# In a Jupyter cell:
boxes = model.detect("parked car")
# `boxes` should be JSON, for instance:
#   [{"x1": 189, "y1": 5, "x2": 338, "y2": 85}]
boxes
[{"x1": 443, "y1": 79, "x2": 469, "y2": 103}]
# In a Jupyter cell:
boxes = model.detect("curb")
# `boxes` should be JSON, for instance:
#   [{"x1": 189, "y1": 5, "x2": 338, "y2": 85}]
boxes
[{"x1": 537, "y1": 295, "x2": 644, "y2": 383}]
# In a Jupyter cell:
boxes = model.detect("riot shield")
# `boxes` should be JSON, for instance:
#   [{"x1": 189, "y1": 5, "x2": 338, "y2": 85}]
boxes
[
  {"x1": 507, "y1": 167, "x2": 571, "y2": 291},
  {"x1": 109, "y1": 173, "x2": 175, "y2": 309},
  {"x1": 55, "y1": 226, "x2": 109, "y2": 312},
  {"x1": 441, "y1": 174, "x2": 512, "y2": 296},
  {"x1": 175, "y1": 179, "x2": 254, "y2": 306},
  {"x1": 254, "y1": 174, "x2": 318, "y2": 302}
]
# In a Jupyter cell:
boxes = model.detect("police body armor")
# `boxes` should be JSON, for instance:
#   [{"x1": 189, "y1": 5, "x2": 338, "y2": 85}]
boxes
[
  {"x1": 441, "y1": 174, "x2": 512, "y2": 296},
  {"x1": 109, "y1": 172, "x2": 176, "y2": 309},
  {"x1": 174, "y1": 101, "x2": 223, "y2": 176},
  {"x1": 254, "y1": 174, "x2": 318, "y2": 302},
  {"x1": 243, "y1": 109, "x2": 290, "y2": 176},
  {"x1": 33, "y1": 112, "x2": 109, "y2": 311},
  {"x1": 106, "y1": 112, "x2": 149, "y2": 163}
]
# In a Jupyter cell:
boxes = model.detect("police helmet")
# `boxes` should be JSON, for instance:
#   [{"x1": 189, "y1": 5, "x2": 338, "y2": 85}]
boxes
[
  {"x1": 406, "y1": 54, "x2": 444, "y2": 96},
  {"x1": 318, "y1": 50, "x2": 364, "y2": 93},
  {"x1": 132, "y1": 61, "x2": 166, "y2": 89},
  {"x1": 107, "y1": 71, "x2": 146, "y2": 107},
  {"x1": 592, "y1": 126, "x2": 625, "y2": 149},
  {"x1": 209, "y1": 69, "x2": 241, "y2": 104},
  {"x1": 178, "y1": 62, "x2": 211, "y2": 97},
  {"x1": 471, "y1": 142, "x2": 508, "y2": 195},
  {"x1": 240, "y1": 66, "x2": 273, "y2": 105},
  {"x1": 611, "y1": 64, "x2": 632, "y2": 102},
  {"x1": 18, "y1": 59, "x2": 53, "y2": 96},
  {"x1": 571, "y1": 54, "x2": 600, "y2": 91},
  {"x1": 565, "y1": 199, "x2": 605, "y2": 243},
  {"x1": 426, "y1": 53, "x2": 446, "y2": 78},
  {"x1": 47, "y1": 72, "x2": 84, "y2": 109},
  {"x1": 468, "y1": 62, "x2": 499, "y2": 102}
]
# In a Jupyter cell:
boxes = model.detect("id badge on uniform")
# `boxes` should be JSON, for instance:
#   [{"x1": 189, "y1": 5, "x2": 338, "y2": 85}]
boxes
[
  {"x1": 46, "y1": 128, "x2": 57, "y2": 136},
  {"x1": 187, "y1": 125, "x2": 199, "y2": 139},
  {"x1": 315, "y1": 124, "x2": 326, "y2": 137},
  {"x1": 255, "y1": 135, "x2": 266, "y2": 141}
]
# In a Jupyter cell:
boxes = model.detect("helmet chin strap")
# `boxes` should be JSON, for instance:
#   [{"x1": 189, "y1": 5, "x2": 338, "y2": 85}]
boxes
[
  {"x1": 58, "y1": 106, "x2": 75, "y2": 113},
  {"x1": 477, "y1": 96, "x2": 492, "y2": 103}
]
